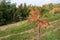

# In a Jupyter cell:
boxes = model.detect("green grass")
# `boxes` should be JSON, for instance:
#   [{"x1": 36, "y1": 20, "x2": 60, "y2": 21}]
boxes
[
  {"x1": 0, "y1": 32, "x2": 37, "y2": 40},
  {"x1": 41, "y1": 29, "x2": 60, "y2": 40},
  {"x1": 40, "y1": 18, "x2": 60, "y2": 40},
  {"x1": 0, "y1": 21, "x2": 37, "y2": 37},
  {"x1": 42, "y1": 13, "x2": 60, "y2": 22},
  {"x1": 0, "y1": 19, "x2": 60, "y2": 40},
  {"x1": 40, "y1": 19, "x2": 60, "y2": 34},
  {"x1": 0, "y1": 13, "x2": 60, "y2": 40},
  {"x1": 0, "y1": 21, "x2": 60, "y2": 40}
]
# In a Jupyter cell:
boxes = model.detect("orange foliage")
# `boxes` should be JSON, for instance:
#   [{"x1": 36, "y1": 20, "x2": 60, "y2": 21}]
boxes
[
  {"x1": 28, "y1": 7, "x2": 50, "y2": 31},
  {"x1": 29, "y1": 7, "x2": 40, "y2": 24},
  {"x1": 38, "y1": 21, "x2": 44, "y2": 28},
  {"x1": 43, "y1": 20, "x2": 50, "y2": 26}
]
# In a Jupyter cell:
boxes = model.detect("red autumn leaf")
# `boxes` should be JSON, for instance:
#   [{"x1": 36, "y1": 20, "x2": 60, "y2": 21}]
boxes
[{"x1": 43, "y1": 20, "x2": 50, "y2": 26}]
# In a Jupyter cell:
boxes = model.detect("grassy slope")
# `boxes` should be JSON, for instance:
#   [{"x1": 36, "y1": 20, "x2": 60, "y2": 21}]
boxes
[
  {"x1": 0, "y1": 21, "x2": 60, "y2": 40},
  {"x1": 0, "y1": 13, "x2": 60, "y2": 40},
  {"x1": 0, "y1": 21, "x2": 37, "y2": 37}
]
